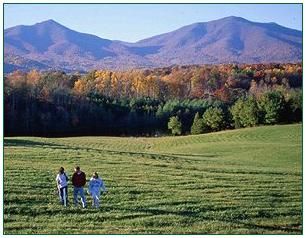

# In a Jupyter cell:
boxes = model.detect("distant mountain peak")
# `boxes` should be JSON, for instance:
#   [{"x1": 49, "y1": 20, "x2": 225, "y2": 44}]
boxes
[
  {"x1": 40, "y1": 19, "x2": 57, "y2": 23},
  {"x1": 37, "y1": 19, "x2": 62, "y2": 25},
  {"x1": 34, "y1": 19, "x2": 68, "y2": 29},
  {"x1": 221, "y1": 15, "x2": 248, "y2": 21},
  {"x1": 4, "y1": 16, "x2": 302, "y2": 73},
  {"x1": 208, "y1": 16, "x2": 253, "y2": 25}
]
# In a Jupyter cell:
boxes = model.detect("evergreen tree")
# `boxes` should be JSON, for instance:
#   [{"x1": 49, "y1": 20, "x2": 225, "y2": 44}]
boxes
[
  {"x1": 230, "y1": 98, "x2": 244, "y2": 128},
  {"x1": 168, "y1": 116, "x2": 182, "y2": 135},
  {"x1": 203, "y1": 107, "x2": 224, "y2": 132},
  {"x1": 191, "y1": 112, "x2": 205, "y2": 135},
  {"x1": 230, "y1": 96, "x2": 258, "y2": 128},
  {"x1": 285, "y1": 89, "x2": 302, "y2": 122},
  {"x1": 258, "y1": 91, "x2": 285, "y2": 124}
]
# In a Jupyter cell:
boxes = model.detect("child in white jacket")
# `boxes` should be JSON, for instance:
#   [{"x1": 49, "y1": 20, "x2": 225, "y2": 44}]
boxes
[
  {"x1": 88, "y1": 172, "x2": 107, "y2": 208},
  {"x1": 56, "y1": 167, "x2": 68, "y2": 206}
]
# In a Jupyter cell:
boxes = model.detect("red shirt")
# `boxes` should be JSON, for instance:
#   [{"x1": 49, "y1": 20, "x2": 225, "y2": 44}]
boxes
[{"x1": 72, "y1": 171, "x2": 86, "y2": 187}]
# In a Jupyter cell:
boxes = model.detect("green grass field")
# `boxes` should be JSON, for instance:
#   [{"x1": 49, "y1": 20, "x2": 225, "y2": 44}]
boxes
[{"x1": 4, "y1": 124, "x2": 302, "y2": 234}]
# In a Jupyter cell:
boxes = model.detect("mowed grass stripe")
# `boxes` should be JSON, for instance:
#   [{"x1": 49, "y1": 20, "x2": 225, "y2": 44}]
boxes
[{"x1": 4, "y1": 124, "x2": 302, "y2": 234}]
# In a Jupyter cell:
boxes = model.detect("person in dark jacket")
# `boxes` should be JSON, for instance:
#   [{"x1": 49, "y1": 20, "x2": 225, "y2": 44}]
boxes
[{"x1": 72, "y1": 166, "x2": 87, "y2": 208}]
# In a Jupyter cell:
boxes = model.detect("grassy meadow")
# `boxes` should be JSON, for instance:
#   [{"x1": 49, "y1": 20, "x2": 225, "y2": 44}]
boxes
[{"x1": 3, "y1": 124, "x2": 302, "y2": 234}]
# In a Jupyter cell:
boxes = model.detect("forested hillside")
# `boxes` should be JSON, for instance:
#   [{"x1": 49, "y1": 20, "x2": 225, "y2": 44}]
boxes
[{"x1": 5, "y1": 63, "x2": 302, "y2": 136}]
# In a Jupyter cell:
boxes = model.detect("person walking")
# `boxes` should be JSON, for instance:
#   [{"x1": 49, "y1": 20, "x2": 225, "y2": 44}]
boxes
[
  {"x1": 88, "y1": 172, "x2": 107, "y2": 208},
  {"x1": 72, "y1": 166, "x2": 87, "y2": 208},
  {"x1": 56, "y1": 167, "x2": 68, "y2": 207}
]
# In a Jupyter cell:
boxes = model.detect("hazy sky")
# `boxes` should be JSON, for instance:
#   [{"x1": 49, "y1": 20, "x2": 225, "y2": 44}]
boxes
[{"x1": 4, "y1": 4, "x2": 302, "y2": 42}]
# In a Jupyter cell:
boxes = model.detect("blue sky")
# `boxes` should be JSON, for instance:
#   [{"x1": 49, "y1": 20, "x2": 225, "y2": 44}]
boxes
[{"x1": 4, "y1": 4, "x2": 302, "y2": 42}]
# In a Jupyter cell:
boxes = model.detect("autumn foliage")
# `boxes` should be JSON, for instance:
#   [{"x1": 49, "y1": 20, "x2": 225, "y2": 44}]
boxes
[{"x1": 4, "y1": 63, "x2": 302, "y2": 136}]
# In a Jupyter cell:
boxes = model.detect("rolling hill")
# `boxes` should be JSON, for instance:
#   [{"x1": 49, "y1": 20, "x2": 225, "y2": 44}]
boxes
[
  {"x1": 4, "y1": 124, "x2": 302, "y2": 234},
  {"x1": 4, "y1": 16, "x2": 302, "y2": 72}
]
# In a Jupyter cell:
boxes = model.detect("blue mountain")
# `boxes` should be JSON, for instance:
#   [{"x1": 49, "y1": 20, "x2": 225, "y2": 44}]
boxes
[{"x1": 4, "y1": 16, "x2": 302, "y2": 72}]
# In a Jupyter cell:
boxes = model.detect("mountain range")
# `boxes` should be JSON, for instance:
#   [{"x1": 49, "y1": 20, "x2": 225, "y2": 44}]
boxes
[{"x1": 4, "y1": 16, "x2": 302, "y2": 73}]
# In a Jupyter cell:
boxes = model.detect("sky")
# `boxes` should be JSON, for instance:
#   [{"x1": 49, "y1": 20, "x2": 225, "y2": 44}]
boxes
[{"x1": 4, "y1": 4, "x2": 302, "y2": 42}]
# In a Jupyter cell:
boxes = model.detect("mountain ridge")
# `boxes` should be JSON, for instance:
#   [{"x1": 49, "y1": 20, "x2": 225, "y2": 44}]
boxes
[{"x1": 4, "y1": 16, "x2": 302, "y2": 72}]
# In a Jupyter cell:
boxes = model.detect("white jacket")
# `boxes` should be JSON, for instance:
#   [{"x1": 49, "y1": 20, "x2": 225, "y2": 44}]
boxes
[{"x1": 56, "y1": 172, "x2": 68, "y2": 188}]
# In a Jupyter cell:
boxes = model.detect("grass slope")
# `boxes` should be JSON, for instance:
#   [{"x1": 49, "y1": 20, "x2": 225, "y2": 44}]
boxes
[{"x1": 4, "y1": 124, "x2": 302, "y2": 234}]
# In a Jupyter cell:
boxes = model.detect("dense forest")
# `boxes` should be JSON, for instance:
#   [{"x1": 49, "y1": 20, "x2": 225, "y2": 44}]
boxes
[{"x1": 5, "y1": 63, "x2": 302, "y2": 137}]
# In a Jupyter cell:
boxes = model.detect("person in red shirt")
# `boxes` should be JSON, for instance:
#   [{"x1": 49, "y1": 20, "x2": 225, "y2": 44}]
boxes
[{"x1": 72, "y1": 166, "x2": 87, "y2": 208}]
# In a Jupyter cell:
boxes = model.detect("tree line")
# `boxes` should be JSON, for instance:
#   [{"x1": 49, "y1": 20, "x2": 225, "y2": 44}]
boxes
[{"x1": 4, "y1": 63, "x2": 302, "y2": 137}]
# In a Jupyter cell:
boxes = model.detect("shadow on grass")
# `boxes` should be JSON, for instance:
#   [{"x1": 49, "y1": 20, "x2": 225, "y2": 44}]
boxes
[
  {"x1": 4, "y1": 138, "x2": 219, "y2": 165},
  {"x1": 62, "y1": 146, "x2": 218, "y2": 164},
  {"x1": 240, "y1": 222, "x2": 301, "y2": 234},
  {"x1": 168, "y1": 153, "x2": 218, "y2": 158},
  {"x1": 4, "y1": 139, "x2": 62, "y2": 148},
  {"x1": 128, "y1": 200, "x2": 206, "y2": 221},
  {"x1": 4, "y1": 199, "x2": 302, "y2": 234}
]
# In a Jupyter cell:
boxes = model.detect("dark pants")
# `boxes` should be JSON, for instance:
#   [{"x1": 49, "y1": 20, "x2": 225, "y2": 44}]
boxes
[{"x1": 58, "y1": 186, "x2": 68, "y2": 206}]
